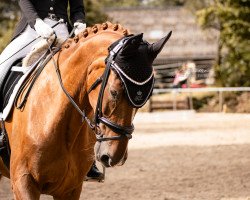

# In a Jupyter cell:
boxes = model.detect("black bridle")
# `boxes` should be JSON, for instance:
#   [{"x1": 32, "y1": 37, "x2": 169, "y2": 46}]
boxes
[
  {"x1": 89, "y1": 69, "x2": 135, "y2": 142},
  {"x1": 88, "y1": 37, "x2": 135, "y2": 142},
  {"x1": 50, "y1": 36, "x2": 135, "y2": 142}
]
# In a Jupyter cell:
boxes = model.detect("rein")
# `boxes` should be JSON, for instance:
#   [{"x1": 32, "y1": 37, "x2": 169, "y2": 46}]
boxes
[
  {"x1": 50, "y1": 48, "x2": 95, "y2": 130},
  {"x1": 48, "y1": 26, "x2": 95, "y2": 130}
]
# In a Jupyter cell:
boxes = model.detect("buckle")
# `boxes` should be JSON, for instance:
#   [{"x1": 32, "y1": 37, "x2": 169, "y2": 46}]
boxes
[{"x1": 0, "y1": 134, "x2": 4, "y2": 147}]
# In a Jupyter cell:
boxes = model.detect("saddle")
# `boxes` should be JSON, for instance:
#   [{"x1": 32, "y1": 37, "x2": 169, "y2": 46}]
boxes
[{"x1": 0, "y1": 37, "x2": 63, "y2": 169}]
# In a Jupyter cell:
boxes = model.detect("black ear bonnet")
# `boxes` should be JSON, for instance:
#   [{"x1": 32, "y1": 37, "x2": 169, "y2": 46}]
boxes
[{"x1": 107, "y1": 34, "x2": 155, "y2": 108}]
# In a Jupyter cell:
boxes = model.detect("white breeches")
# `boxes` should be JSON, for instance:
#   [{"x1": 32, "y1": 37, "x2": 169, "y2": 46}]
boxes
[{"x1": 0, "y1": 18, "x2": 69, "y2": 91}]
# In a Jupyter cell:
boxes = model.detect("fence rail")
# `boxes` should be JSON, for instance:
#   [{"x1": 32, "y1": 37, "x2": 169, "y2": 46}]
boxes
[
  {"x1": 150, "y1": 87, "x2": 250, "y2": 112},
  {"x1": 153, "y1": 87, "x2": 250, "y2": 94}
]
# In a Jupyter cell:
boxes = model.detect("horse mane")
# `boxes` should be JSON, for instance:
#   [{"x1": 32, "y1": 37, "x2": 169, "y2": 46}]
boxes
[{"x1": 62, "y1": 21, "x2": 130, "y2": 50}]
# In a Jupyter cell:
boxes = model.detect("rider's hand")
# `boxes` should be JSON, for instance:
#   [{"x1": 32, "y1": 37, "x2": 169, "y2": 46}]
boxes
[
  {"x1": 34, "y1": 18, "x2": 54, "y2": 39},
  {"x1": 74, "y1": 22, "x2": 87, "y2": 35}
]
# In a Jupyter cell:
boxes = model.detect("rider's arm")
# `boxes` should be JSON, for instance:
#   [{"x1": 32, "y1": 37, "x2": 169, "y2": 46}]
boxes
[
  {"x1": 69, "y1": 0, "x2": 86, "y2": 35},
  {"x1": 18, "y1": 0, "x2": 39, "y2": 28},
  {"x1": 19, "y1": 0, "x2": 53, "y2": 38},
  {"x1": 69, "y1": 0, "x2": 86, "y2": 24}
]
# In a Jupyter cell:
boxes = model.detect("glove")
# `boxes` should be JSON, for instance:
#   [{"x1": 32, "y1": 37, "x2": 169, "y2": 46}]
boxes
[
  {"x1": 74, "y1": 22, "x2": 87, "y2": 35},
  {"x1": 34, "y1": 18, "x2": 54, "y2": 39}
]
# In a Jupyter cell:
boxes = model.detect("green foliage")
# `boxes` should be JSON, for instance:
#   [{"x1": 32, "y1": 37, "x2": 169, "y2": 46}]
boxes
[
  {"x1": 0, "y1": 0, "x2": 18, "y2": 52},
  {"x1": 197, "y1": 0, "x2": 250, "y2": 87},
  {"x1": 84, "y1": 0, "x2": 108, "y2": 26},
  {"x1": 184, "y1": 0, "x2": 212, "y2": 12}
]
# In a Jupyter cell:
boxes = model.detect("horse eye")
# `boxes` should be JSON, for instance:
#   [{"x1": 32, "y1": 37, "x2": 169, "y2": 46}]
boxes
[{"x1": 110, "y1": 90, "x2": 118, "y2": 99}]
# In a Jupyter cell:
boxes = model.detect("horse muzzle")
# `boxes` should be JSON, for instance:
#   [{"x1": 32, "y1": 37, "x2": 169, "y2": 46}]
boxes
[
  {"x1": 98, "y1": 152, "x2": 128, "y2": 168},
  {"x1": 95, "y1": 142, "x2": 128, "y2": 168}
]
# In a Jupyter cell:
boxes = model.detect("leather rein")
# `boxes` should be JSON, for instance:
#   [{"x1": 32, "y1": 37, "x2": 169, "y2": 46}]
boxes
[{"x1": 50, "y1": 36, "x2": 134, "y2": 142}]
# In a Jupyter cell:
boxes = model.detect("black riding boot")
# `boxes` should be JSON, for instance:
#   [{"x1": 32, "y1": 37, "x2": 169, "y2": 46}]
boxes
[
  {"x1": 0, "y1": 131, "x2": 10, "y2": 169},
  {"x1": 85, "y1": 161, "x2": 104, "y2": 182}
]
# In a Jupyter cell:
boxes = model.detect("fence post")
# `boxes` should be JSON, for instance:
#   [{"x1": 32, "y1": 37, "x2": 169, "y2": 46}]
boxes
[
  {"x1": 172, "y1": 90, "x2": 177, "y2": 111},
  {"x1": 219, "y1": 90, "x2": 223, "y2": 112},
  {"x1": 188, "y1": 91, "x2": 193, "y2": 110},
  {"x1": 149, "y1": 98, "x2": 153, "y2": 112}
]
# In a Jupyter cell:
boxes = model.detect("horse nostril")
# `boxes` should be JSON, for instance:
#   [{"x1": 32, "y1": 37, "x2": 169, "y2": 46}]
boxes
[{"x1": 100, "y1": 154, "x2": 111, "y2": 167}]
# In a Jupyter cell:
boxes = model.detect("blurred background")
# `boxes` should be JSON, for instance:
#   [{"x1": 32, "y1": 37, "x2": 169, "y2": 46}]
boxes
[
  {"x1": 0, "y1": 0, "x2": 250, "y2": 199},
  {"x1": 1, "y1": 0, "x2": 250, "y2": 113}
]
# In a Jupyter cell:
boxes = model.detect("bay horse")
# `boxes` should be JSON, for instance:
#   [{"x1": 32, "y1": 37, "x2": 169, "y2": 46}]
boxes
[{"x1": 0, "y1": 22, "x2": 171, "y2": 199}]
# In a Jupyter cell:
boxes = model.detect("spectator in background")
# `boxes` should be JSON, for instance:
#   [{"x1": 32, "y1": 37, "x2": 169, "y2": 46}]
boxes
[{"x1": 173, "y1": 61, "x2": 195, "y2": 88}]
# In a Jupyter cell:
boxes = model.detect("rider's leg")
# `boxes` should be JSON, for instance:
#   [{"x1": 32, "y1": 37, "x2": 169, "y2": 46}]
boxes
[
  {"x1": 85, "y1": 161, "x2": 104, "y2": 182},
  {"x1": 0, "y1": 18, "x2": 69, "y2": 94},
  {"x1": 0, "y1": 26, "x2": 39, "y2": 165},
  {"x1": 0, "y1": 25, "x2": 38, "y2": 92}
]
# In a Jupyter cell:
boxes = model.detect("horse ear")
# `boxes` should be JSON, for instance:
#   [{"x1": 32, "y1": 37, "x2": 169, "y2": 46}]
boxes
[
  {"x1": 149, "y1": 31, "x2": 172, "y2": 59},
  {"x1": 121, "y1": 33, "x2": 143, "y2": 55}
]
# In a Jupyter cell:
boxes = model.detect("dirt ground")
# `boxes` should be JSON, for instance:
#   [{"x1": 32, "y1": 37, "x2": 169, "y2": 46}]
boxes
[{"x1": 1, "y1": 111, "x2": 250, "y2": 200}]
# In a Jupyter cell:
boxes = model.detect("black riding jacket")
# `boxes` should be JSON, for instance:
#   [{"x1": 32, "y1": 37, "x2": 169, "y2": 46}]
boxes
[{"x1": 13, "y1": 0, "x2": 85, "y2": 39}]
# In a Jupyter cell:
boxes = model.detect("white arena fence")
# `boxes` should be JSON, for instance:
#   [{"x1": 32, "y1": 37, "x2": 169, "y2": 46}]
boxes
[{"x1": 151, "y1": 87, "x2": 250, "y2": 112}]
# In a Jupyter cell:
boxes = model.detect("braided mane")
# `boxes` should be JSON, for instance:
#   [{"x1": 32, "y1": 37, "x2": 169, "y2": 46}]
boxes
[{"x1": 62, "y1": 21, "x2": 130, "y2": 49}]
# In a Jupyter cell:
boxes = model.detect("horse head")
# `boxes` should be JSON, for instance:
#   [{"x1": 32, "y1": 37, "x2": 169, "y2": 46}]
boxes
[{"x1": 87, "y1": 28, "x2": 172, "y2": 167}]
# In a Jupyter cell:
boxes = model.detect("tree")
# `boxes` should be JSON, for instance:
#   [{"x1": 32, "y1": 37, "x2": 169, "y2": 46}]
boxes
[
  {"x1": 184, "y1": 0, "x2": 212, "y2": 11},
  {"x1": 83, "y1": 0, "x2": 108, "y2": 26},
  {"x1": 197, "y1": 0, "x2": 250, "y2": 86},
  {"x1": 0, "y1": 0, "x2": 19, "y2": 51}
]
